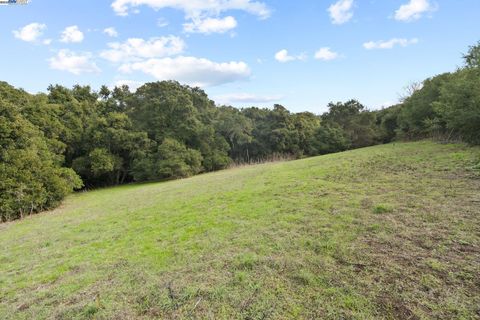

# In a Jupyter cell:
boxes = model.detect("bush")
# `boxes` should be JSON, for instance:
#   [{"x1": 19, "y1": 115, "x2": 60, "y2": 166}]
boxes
[
  {"x1": 156, "y1": 138, "x2": 203, "y2": 179},
  {"x1": 433, "y1": 68, "x2": 480, "y2": 144},
  {"x1": 310, "y1": 124, "x2": 350, "y2": 155}
]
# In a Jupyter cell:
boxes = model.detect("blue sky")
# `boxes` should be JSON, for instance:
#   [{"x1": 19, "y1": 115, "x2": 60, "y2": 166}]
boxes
[{"x1": 1, "y1": 0, "x2": 479, "y2": 113}]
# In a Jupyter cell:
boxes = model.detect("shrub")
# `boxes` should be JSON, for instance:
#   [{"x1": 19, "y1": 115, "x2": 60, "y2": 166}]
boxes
[{"x1": 156, "y1": 138, "x2": 203, "y2": 179}]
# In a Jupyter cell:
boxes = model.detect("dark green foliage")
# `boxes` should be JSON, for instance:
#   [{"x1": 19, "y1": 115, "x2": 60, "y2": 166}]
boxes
[
  {"x1": 130, "y1": 138, "x2": 204, "y2": 181},
  {"x1": 0, "y1": 87, "x2": 82, "y2": 221},
  {"x1": 46, "y1": 84, "x2": 152, "y2": 187},
  {"x1": 156, "y1": 138, "x2": 203, "y2": 178},
  {"x1": 395, "y1": 42, "x2": 480, "y2": 144},
  {"x1": 73, "y1": 148, "x2": 121, "y2": 179},
  {"x1": 309, "y1": 124, "x2": 350, "y2": 155},
  {"x1": 128, "y1": 81, "x2": 230, "y2": 173},
  {"x1": 215, "y1": 106, "x2": 253, "y2": 160},
  {"x1": 376, "y1": 105, "x2": 401, "y2": 143},
  {"x1": 232, "y1": 105, "x2": 325, "y2": 161},
  {"x1": 463, "y1": 41, "x2": 480, "y2": 69},
  {"x1": 397, "y1": 74, "x2": 450, "y2": 138},
  {"x1": 128, "y1": 81, "x2": 201, "y2": 143},
  {"x1": 433, "y1": 68, "x2": 480, "y2": 144},
  {"x1": 322, "y1": 100, "x2": 379, "y2": 149}
]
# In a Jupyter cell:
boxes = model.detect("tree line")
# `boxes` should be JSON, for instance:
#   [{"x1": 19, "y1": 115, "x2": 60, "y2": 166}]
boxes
[{"x1": 1, "y1": 42, "x2": 479, "y2": 222}]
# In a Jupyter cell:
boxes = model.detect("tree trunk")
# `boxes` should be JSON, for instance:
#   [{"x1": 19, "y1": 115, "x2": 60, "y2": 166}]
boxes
[{"x1": 120, "y1": 170, "x2": 127, "y2": 184}]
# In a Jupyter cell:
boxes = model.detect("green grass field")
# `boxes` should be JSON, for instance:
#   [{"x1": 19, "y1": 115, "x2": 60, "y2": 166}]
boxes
[{"x1": 1, "y1": 141, "x2": 479, "y2": 319}]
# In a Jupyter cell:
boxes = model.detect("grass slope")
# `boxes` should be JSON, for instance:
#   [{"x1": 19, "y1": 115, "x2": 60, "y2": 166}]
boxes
[{"x1": 1, "y1": 141, "x2": 479, "y2": 319}]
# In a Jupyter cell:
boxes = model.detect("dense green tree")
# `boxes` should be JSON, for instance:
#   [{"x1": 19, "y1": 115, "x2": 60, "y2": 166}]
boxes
[
  {"x1": 131, "y1": 138, "x2": 202, "y2": 180},
  {"x1": 463, "y1": 41, "x2": 480, "y2": 69},
  {"x1": 292, "y1": 112, "x2": 321, "y2": 156},
  {"x1": 156, "y1": 138, "x2": 203, "y2": 178},
  {"x1": 433, "y1": 68, "x2": 480, "y2": 144},
  {"x1": 128, "y1": 81, "x2": 202, "y2": 143},
  {"x1": 215, "y1": 106, "x2": 253, "y2": 160},
  {"x1": 396, "y1": 74, "x2": 451, "y2": 139},
  {"x1": 127, "y1": 81, "x2": 230, "y2": 171},
  {"x1": 375, "y1": 105, "x2": 401, "y2": 143},
  {"x1": 395, "y1": 42, "x2": 480, "y2": 143},
  {"x1": 0, "y1": 94, "x2": 81, "y2": 221},
  {"x1": 76, "y1": 112, "x2": 151, "y2": 186},
  {"x1": 309, "y1": 124, "x2": 350, "y2": 155},
  {"x1": 193, "y1": 126, "x2": 231, "y2": 171},
  {"x1": 322, "y1": 100, "x2": 379, "y2": 148},
  {"x1": 240, "y1": 105, "x2": 308, "y2": 160}
]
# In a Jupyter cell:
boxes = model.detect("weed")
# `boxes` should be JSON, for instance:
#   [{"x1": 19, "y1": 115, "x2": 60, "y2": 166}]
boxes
[{"x1": 373, "y1": 203, "x2": 394, "y2": 214}]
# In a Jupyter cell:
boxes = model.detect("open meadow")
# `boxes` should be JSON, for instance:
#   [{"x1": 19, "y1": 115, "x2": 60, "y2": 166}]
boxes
[{"x1": 1, "y1": 141, "x2": 479, "y2": 319}]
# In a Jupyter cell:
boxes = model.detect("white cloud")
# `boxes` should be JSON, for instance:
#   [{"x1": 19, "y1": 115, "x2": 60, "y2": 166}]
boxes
[
  {"x1": 214, "y1": 93, "x2": 284, "y2": 105},
  {"x1": 13, "y1": 23, "x2": 46, "y2": 42},
  {"x1": 118, "y1": 56, "x2": 250, "y2": 87},
  {"x1": 111, "y1": 0, "x2": 271, "y2": 19},
  {"x1": 60, "y1": 25, "x2": 84, "y2": 43},
  {"x1": 314, "y1": 47, "x2": 339, "y2": 61},
  {"x1": 394, "y1": 0, "x2": 435, "y2": 21},
  {"x1": 275, "y1": 50, "x2": 294, "y2": 63},
  {"x1": 49, "y1": 49, "x2": 100, "y2": 75},
  {"x1": 184, "y1": 16, "x2": 237, "y2": 34},
  {"x1": 328, "y1": 0, "x2": 354, "y2": 25},
  {"x1": 363, "y1": 38, "x2": 419, "y2": 50},
  {"x1": 103, "y1": 27, "x2": 118, "y2": 37},
  {"x1": 274, "y1": 49, "x2": 307, "y2": 63},
  {"x1": 100, "y1": 36, "x2": 185, "y2": 62}
]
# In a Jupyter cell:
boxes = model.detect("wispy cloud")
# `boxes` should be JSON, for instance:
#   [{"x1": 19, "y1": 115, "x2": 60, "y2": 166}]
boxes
[
  {"x1": 274, "y1": 49, "x2": 307, "y2": 63},
  {"x1": 363, "y1": 38, "x2": 419, "y2": 50},
  {"x1": 111, "y1": 0, "x2": 271, "y2": 19},
  {"x1": 315, "y1": 47, "x2": 339, "y2": 61},
  {"x1": 184, "y1": 16, "x2": 237, "y2": 34},
  {"x1": 111, "y1": 0, "x2": 270, "y2": 34},
  {"x1": 103, "y1": 27, "x2": 118, "y2": 37},
  {"x1": 214, "y1": 93, "x2": 284, "y2": 105}
]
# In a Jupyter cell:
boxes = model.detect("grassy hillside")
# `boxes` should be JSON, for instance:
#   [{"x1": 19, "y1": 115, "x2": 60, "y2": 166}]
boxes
[{"x1": 1, "y1": 141, "x2": 479, "y2": 319}]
